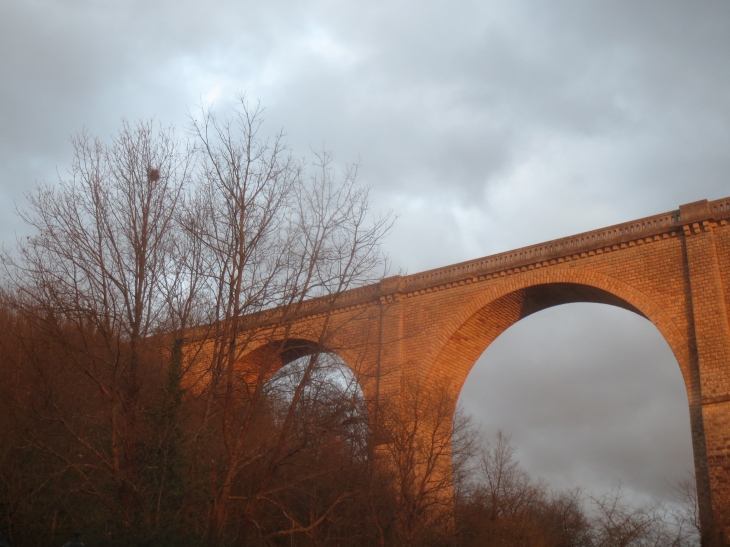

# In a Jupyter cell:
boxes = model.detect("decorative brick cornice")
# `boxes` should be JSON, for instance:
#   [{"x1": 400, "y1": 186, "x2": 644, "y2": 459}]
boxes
[
  {"x1": 399, "y1": 197, "x2": 730, "y2": 298},
  {"x1": 679, "y1": 199, "x2": 726, "y2": 238},
  {"x1": 233, "y1": 196, "x2": 730, "y2": 327}
]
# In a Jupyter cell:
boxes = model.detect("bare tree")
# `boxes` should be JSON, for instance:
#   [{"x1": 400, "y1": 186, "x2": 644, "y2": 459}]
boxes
[
  {"x1": 537, "y1": 487, "x2": 593, "y2": 547},
  {"x1": 0, "y1": 99, "x2": 391, "y2": 545},
  {"x1": 374, "y1": 380, "x2": 478, "y2": 546},
  {"x1": 1, "y1": 120, "x2": 193, "y2": 530},
  {"x1": 669, "y1": 473, "x2": 701, "y2": 547},
  {"x1": 589, "y1": 484, "x2": 686, "y2": 547},
  {"x1": 182, "y1": 98, "x2": 391, "y2": 544},
  {"x1": 455, "y1": 430, "x2": 550, "y2": 547},
  {"x1": 477, "y1": 430, "x2": 547, "y2": 522},
  {"x1": 454, "y1": 432, "x2": 695, "y2": 547}
]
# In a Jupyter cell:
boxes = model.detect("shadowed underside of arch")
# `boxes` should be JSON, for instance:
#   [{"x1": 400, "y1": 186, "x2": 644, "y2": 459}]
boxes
[
  {"x1": 234, "y1": 337, "x2": 361, "y2": 386},
  {"x1": 424, "y1": 271, "x2": 695, "y2": 408}
]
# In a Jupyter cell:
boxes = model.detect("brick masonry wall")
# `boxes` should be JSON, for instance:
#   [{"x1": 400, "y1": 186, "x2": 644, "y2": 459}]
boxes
[{"x1": 212, "y1": 197, "x2": 730, "y2": 546}]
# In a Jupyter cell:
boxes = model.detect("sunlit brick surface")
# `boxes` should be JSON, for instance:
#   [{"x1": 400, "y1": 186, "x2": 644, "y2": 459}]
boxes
[{"x1": 203, "y1": 197, "x2": 730, "y2": 546}]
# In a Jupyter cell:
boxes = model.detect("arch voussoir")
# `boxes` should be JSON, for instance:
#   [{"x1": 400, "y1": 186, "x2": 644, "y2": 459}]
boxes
[{"x1": 421, "y1": 268, "x2": 693, "y2": 404}]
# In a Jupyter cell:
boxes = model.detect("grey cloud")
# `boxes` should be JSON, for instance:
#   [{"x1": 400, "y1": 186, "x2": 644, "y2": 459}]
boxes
[{"x1": 459, "y1": 303, "x2": 693, "y2": 501}]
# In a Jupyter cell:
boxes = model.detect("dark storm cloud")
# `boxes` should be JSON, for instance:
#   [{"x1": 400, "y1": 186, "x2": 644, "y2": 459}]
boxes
[{"x1": 1, "y1": 0, "x2": 728, "y2": 503}]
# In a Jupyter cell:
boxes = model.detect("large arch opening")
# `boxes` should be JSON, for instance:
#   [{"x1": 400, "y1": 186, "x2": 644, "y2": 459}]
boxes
[
  {"x1": 429, "y1": 274, "x2": 704, "y2": 543},
  {"x1": 457, "y1": 301, "x2": 694, "y2": 504}
]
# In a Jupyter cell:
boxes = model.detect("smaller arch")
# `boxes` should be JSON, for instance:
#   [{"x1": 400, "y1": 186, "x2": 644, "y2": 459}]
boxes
[
  {"x1": 243, "y1": 339, "x2": 373, "y2": 446},
  {"x1": 233, "y1": 335, "x2": 380, "y2": 414},
  {"x1": 265, "y1": 350, "x2": 367, "y2": 412},
  {"x1": 236, "y1": 338, "x2": 357, "y2": 385}
]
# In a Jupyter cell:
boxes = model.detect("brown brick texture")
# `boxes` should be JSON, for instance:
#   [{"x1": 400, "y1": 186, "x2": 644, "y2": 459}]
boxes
[{"x1": 193, "y1": 197, "x2": 730, "y2": 546}]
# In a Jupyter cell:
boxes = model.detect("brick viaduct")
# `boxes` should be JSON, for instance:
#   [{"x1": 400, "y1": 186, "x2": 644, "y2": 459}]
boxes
[{"x1": 213, "y1": 197, "x2": 730, "y2": 545}]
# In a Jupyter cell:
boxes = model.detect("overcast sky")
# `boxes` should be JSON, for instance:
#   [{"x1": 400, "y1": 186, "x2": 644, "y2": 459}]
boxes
[{"x1": 3, "y1": 0, "x2": 730, "y2": 505}]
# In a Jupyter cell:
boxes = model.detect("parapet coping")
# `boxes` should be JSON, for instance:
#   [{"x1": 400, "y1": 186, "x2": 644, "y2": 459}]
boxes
[{"x1": 241, "y1": 196, "x2": 730, "y2": 327}]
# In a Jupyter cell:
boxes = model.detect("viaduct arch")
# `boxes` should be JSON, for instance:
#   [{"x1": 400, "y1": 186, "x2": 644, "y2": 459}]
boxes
[{"x1": 214, "y1": 197, "x2": 730, "y2": 545}]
